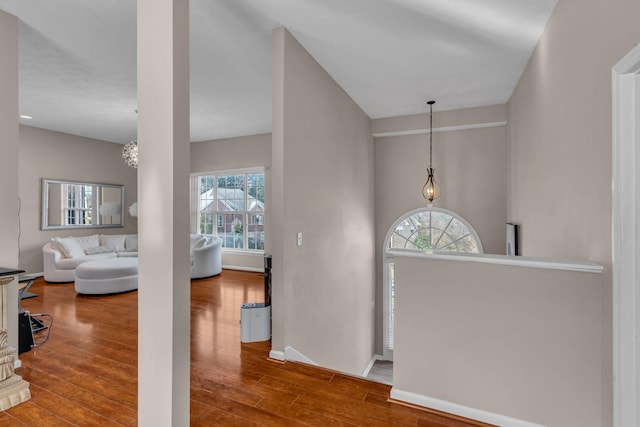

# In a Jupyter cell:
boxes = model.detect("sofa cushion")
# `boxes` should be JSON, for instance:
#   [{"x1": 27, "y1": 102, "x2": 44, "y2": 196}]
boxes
[
  {"x1": 86, "y1": 245, "x2": 116, "y2": 255},
  {"x1": 55, "y1": 252, "x2": 116, "y2": 269},
  {"x1": 51, "y1": 237, "x2": 85, "y2": 259},
  {"x1": 74, "y1": 234, "x2": 100, "y2": 252},
  {"x1": 125, "y1": 235, "x2": 138, "y2": 252},
  {"x1": 117, "y1": 252, "x2": 138, "y2": 258},
  {"x1": 101, "y1": 234, "x2": 126, "y2": 252}
]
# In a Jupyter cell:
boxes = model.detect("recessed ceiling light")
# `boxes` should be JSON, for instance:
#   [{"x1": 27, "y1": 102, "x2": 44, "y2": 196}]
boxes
[{"x1": 20, "y1": 115, "x2": 32, "y2": 120}]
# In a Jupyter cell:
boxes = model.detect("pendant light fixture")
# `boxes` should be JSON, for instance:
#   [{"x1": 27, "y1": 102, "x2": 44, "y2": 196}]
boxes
[{"x1": 422, "y1": 100, "x2": 440, "y2": 202}]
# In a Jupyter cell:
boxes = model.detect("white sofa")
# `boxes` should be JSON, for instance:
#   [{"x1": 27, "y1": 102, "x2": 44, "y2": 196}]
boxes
[
  {"x1": 190, "y1": 235, "x2": 222, "y2": 279},
  {"x1": 43, "y1": 233, "x2": 222, "y2": 283},
  {"x1": 43, "y1": 234, "x2": 138, "y2": 283}
]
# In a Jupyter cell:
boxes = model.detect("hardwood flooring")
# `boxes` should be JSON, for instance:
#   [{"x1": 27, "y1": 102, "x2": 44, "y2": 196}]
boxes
[{"x1": 3, "y1": 270, "x2": 491, "y2": 426}]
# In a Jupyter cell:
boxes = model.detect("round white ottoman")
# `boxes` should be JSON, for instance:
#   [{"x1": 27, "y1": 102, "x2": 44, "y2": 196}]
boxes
[{"x1": 75, "y1": 258, "x2": 138, "y2": 295}]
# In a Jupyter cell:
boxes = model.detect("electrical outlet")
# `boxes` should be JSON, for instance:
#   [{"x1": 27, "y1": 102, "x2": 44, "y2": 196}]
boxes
[{"x1": 297, "y1": 232, "x2": 303, "y2": 246}]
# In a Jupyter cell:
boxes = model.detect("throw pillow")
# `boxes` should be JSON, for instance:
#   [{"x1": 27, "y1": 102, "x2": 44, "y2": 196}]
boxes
[
  {"x1": 74, "y1": 234, "x2": 100, "y2": 252},
  {"x1": 125, "y1": 235, "x2": 138, "y2": 252},
  {"x1": 101, "y1": 234, "x2": 126, "y2": 252},
  {"x1": 51, "y1": 237, "x2": 85, "y2": 259}
]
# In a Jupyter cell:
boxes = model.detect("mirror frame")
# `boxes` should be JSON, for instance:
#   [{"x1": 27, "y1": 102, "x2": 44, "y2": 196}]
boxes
[{"x1": 41, "y1": 178, "x2": 125, "y2": 230}]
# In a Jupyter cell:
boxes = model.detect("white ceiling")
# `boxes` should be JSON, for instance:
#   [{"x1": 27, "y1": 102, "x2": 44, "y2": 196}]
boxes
[{"x1": 0, "y1": 0, "x2": 557, "y2": 144}]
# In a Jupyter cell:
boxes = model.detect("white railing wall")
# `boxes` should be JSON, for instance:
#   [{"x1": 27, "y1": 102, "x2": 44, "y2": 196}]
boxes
[{"x1": 390, "y1": 251, "x2": 604, "y2": 427}]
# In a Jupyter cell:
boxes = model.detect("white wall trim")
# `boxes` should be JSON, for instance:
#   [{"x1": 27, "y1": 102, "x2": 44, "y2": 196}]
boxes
[
  {"x1": 268, "y1": 346, "x2": 317, "y2": 365},
  {"x1": 221, "y1": 264, "x2": 263, "y2": 273},
  {"x1": 388, "y1": 250, "x2": 604, "y2": 274},
  {"x1": 361, "y1": 354, "x2": 384, "y2": 377},
  {"x1": 390, "y1": 388, "x2": 545, "y2": 427},
  {"x1": 373, "y1": 121, "x2": 507, "y2": 138},
  {"x1": 190, "y1": 166, "x2": 266, "y2": 177},
  {"x1": 284, "y1": 346, "x2": 317, "y2": 365},
  {"x1": 268, "y1": 350, "x2": 285, "y2": 361},
  {"x1": 612, "y1": 42, "x2": 640, "y2": 427},
  {"x1": 222, "y1": 250, "x2": 266, "y2": 257}
]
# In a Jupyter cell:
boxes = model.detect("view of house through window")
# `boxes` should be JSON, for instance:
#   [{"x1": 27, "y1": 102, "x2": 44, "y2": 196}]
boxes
[{"x1": 192, "y1": 169, "x2": 265, "y2": 251}]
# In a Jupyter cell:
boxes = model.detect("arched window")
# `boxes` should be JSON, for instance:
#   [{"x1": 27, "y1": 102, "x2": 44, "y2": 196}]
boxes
[{"x1": 382, "y1": 207, "x2": 483, "y2": 360}]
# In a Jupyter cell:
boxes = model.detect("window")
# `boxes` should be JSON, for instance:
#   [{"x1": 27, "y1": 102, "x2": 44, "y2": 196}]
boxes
[
  {"x1": 382, "y1": 207, "x2": 483, "y2": 360},
  {"x1": 64, "y1": 184, "x2": 93, "y2": 225},
  {"x1": 389, "y1": 209, "x2": 481, "y2": 253},
  {"x1": 191, "y1": 169, "x2": 265, "y2": 252}
]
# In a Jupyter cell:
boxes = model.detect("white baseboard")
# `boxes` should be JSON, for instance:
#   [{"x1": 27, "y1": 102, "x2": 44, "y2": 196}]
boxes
[
  {"x1": 362, "y1": 354, "x2": 384, "y2": 377},
  {"x1": 269, "y1": 350, "x2": 285, "y2": 361},
  {"x1": 268, "y1": 346, "x2": 317, "y2": 366},
  {"x1": 390, "y1": 388, "x2": 545, "y2": 427},
  {"x1": 222, "y1": 265, "x2": 263, "y2": 273},
  {"x1": 284, "y1": 346, "x2": 317, "y2": 365}
]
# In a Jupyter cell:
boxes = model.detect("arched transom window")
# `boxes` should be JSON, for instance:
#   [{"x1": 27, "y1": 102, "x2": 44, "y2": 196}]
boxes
[
  {"x1": 383, "y1": 207, "x2": 483, "y2": 361},
  {"x1": 389, "y1": 208, "x2": 482, "y2": 253}
]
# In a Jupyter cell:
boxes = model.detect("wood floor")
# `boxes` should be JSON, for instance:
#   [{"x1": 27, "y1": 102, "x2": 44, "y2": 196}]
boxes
[{"x1": 2, "y1": 270, "x2": 491, "y2": 426}]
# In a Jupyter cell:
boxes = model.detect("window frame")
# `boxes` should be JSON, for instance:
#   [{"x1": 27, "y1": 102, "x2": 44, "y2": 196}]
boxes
[{"x1": 190, "y1": 167, "x2": 265, "y2": 254}]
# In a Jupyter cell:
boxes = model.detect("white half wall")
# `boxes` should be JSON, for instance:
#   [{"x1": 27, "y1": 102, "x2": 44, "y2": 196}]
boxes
[{"x1": 393, "y1": 253, "x2": 605, "y2": 427}]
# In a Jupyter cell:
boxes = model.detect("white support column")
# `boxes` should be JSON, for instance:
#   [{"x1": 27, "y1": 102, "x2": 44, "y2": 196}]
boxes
[
  {"x1": 0, "y1": 10, "x2": 20, "y2": 356},
  {"x1": 137, "y1": 1, "x2": 190, "y2": 426}
]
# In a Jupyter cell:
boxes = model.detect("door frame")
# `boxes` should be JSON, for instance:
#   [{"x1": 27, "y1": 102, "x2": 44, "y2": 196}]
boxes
[{"x1": 612, "y1": 43, "x2": 640, "y2": 427}]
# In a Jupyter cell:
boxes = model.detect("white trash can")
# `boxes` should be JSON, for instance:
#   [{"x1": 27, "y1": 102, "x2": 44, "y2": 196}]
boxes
[{"x1": 240, "y1": 302, "x2": 271, "y2": 343}]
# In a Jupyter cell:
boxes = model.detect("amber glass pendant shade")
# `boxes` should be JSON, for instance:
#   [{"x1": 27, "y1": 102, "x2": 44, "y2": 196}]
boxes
[{"x1": 422, "y1": 167, "x2": 440, "y2": 202}]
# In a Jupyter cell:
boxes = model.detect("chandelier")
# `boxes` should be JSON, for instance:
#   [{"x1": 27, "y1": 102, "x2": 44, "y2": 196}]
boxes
[
  {"x1": 122, "y1": 140, "x2": 138, "y2": 168},
  {"x1": 421, "y1": 100, "x2": 440, "y2": 202}
]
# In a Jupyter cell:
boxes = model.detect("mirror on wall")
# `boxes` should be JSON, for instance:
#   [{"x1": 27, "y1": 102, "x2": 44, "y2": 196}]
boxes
[{"x1": 41, "y1": 178, "x2": 125, "y2": 230}]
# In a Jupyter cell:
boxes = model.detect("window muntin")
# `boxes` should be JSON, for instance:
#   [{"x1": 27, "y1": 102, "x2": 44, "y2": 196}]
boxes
[{"x1": 192, "y1": 169, "x2": 265, "y2": 252}]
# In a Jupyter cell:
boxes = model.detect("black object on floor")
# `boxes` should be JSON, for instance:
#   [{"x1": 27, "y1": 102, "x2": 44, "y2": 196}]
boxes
[{"x1": 18, "y1": 312, "x2": 33, "y2": 354}]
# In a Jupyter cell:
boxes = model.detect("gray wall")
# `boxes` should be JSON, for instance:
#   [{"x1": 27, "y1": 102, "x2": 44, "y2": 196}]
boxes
[
  {"x1": 271, "y1": 27, "x2": 376, "y2": 375},
  {"x1": 507, "y1": 0, "x2": 640, "y2": 264},
  {"x1": 393, "y1": 254, "x2": 605, "y2": 427},
  {"x1": 507, "y1": 1, "x2": 640, "y2": 423},
  {"x1": 373, "y1": 104, "x2": 507, "y2": 353},
  {"x1": 190, "y1": 133, "x2": 272, "y2": 271},
  {"x1": 18, "y1": 125, "x2": 138, "y2": 274}
]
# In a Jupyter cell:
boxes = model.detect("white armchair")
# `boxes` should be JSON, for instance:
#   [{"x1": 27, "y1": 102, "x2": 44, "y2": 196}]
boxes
[{"x1": 190, "y1": 235, "x2": 222, "y2": 279}]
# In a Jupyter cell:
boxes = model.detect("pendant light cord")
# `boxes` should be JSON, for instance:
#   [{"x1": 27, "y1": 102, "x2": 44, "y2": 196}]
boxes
[{"x1": 428, "y1": 100, "x2": 435, "y2": 168}]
